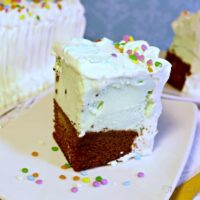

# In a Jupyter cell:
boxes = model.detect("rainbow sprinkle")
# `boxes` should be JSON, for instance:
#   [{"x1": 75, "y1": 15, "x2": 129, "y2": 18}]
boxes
[
  {"x1": 95, "y1": 176, "x2": 103, "y2": 182},
  {"x1": 73, "y1": 176, "x2": 80, "y2": 181},
  {"x1": 35, "y1": 179, "x2": 43, "y2": 185},
  {"x1": 122, "y1": 180, "x2": 131, "y2": 186},
  {"x1": 113, "y1": 35, "x2": 162, "y2": 73},
  {"x1": 80, "y1": 171, "x2": 88, "y2": 176},
  {"x1": 71, "y1": 187, "x2": 78, "y2": 193},
  {"x1": 32, "y1": 172, "x2": 39, "y2": 178},
  {"x1": 51, "y1": 146, "x2": 59, "y2": 152},
  {"x1": 59, "y1": 175, "x2": 67, "y2": 180},
  {"x1": 81, "y1": 177, "x2": 91, "y2": 183},
  {"x1": 31, "y1": 151, "x2": 39, "y2": 157},
  {"x1": 21, "y1": 168, "x2": 29, "y2": 173},
  {"x1": 0, "y1": 0, "x2": 63, "y2": 20},
  {"x1": 137, "y1": 172, "x2": 145, "y2": 178},
  {"x1": 27, "y1": 175, "x2": 35, "y2": 181},
  {"x1": 92, "y1": 181, "x2": 101, "y2": 187},
  {"x1": 155, "y1": 61, "x2": 162, "y2": 67},
  {"x1": 101, "y1": 179, "x2": 108, "y2": 185}
]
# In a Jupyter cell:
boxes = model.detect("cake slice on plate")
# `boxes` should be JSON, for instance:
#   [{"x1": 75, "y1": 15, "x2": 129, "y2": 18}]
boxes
[
  {"x1": 166, "y1": 11, "x2": 200, "y2": 96},
  {"x1": 53, "y1": 36, "x2": 171, "y2": 171}
]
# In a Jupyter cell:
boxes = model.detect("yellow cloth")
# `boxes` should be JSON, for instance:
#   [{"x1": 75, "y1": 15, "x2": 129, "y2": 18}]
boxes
[{"x1": 170, "y1": 173, "x2": 200, "y2": 200}]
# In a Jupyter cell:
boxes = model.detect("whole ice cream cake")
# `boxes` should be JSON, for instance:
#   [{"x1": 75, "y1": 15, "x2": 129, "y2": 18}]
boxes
[
  {"x1": 53, "y1": 36, "x2": 171, "y2": 171},
  {"x1": 0, "y1": 0, "x2": 85, "y2": 111}
]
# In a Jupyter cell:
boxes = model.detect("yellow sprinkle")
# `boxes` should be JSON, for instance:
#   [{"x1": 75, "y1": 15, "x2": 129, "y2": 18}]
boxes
[
  {"x1": 129, "y1": 36, "x2": 134, "y2": 41},
  {"x1": 133, "y1": 47, "x2": 139, "y2": 53},
  {"x1": 81, "y1": 177, "x2": 90, "y2": 183},
  {"x1": 131, "y1": 59, "x2": 139, "y2": 64},
  {"x1": 4, "y1": 0, "x2": 11, "y2": 5},
  {"x1": 45, "y1": 4, "x2": 50, "y2": 9},
  {"x1": 148, "y1": 66, "x2": 153, "y2": 72},
  {"x1": 114, "y1": 46, "x2": 123, "y2": 53},
  {"x1": 28, "y1": 12, "x2": 33, "y2": 17},
  {"x1": 19, "y1": 15, "x2": 25, "y2": 20}
]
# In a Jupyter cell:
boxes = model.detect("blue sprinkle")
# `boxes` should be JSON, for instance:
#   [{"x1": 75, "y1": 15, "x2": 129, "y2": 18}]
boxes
[
  {"x1": 122, "y1": 181, "x2": 131, "y2": 186},
  {"x1": 27, "y1": 175, "x2": 35, "y2": 181},
  {"x1": 134, "y1": 152, "x2": 141, "y2": 160},
  {"x1": 80, "y1": 171, "x2": 88, "y2": 176}
]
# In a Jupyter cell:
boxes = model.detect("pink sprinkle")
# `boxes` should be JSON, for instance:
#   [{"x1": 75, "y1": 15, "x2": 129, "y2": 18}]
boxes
[
  {"x1": 137, "y1": 172, "x2": 144, "y2": 178},
  {"x1": 134, "y1": 52, "x2": 140, "y2": 59},
  {"x1": 92, "y1": 181, "x2": 101, "y2": 187},
  {"x1": 101, "y1": 179, "x2": 108, "y2": 185},
  {"x1": 141, "y1": 44, "x2": 148, "y2": 51},
  {"x1": 71, "y1": 187, "x2": 78, "y2": 193},
  {"x1": 138, "y1": 55, "x2": 145, "y2": 61},
  {"x1": 147, "y1": 59, "x2": 153, "y2": 66},
  {"x1": 41, "y1": 2, "x2": 46, "y2": 8},
  {"x1": 122, "y1": 34, "x2": 129, "y2": 43},
  {"x1": 35, "y1": 179, "x2": 43, "y2": 185},
  {"x1": 126, "y1": 49, "x2": 132, "y2": 55},
  {"x1": 111, "y1": 53, "x2": 117, "y2": 57}
]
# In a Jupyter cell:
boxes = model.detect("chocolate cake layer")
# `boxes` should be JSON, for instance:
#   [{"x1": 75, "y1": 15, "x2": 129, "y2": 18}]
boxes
[
  {"x1": 53, "y1": 100, "x2": 138, "y2": 171},
  {"x1": 166, "y1": 51, "x2": 191, "y2": 90}
]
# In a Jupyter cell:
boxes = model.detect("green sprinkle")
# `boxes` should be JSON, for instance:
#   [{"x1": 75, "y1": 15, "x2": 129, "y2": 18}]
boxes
[
  {"x1": 51, "y1": 146, "x2": 59, "y2": 152},
  {"x1": 97, "y1": 101, "x2": 104, "y2": 110},
  {"x1": 96, "y1": 176, "x2": 103, "y2": 182},
  {"x1": 155, "y1": 61, "x2": 162, "y2": 67},
  {"x1": 129, "y1": 54, "x2": 137, "y2": 61},
  {"x1": 148, "y1": 90, "x2": 153, "y2": 94},
  {"x1": 120, "y1": 42, "x2": 126, "y2": 46},
  {"x1": 114, "y1": 43, "x2": 120, "y2": 47},
  {"x1": 21, "y1": 168, "x2": 29, "y2": 173},
  {"x1": 36, "y1": 15, "x2": 40, "y2": 21},
  {"x1": 65, "y1": 163, "x2": 71, "y2": 168},
  {"x1": 138, "y1": 80, "x2": 144, "y2": 83}
]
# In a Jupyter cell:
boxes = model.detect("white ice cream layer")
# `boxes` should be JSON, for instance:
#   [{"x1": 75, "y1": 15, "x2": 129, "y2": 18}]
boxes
[
  {"x1": 169, "y1": 11, "x2": 200, "y2": 96},
  {"x1": 53, "y1": 38, "x2": 171, "y2": 155}
]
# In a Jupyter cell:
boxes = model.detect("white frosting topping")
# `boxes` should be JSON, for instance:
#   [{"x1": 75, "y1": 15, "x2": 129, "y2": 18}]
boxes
[
  {"x1": 54, "y1": 37, "x2": 171, "y2": 155},
  {"x1": 169, "y1": 11, "x2": 200, "y2": 96},
  {"x1": 54, "y1": 38, "x2": 169, "y2": 79},
  {"x1": 0, "y1": 0, "x2": 86, "y2": 111}
]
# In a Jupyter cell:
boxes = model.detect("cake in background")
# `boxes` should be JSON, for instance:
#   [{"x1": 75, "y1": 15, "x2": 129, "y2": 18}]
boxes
[
  {"x1": 0, "y1": 0, "x2": 86, "y2": 112},
  {"x1": 53, "y1": 36, "x2": 171, "y2": 171},
  {"x1": 166, "y1": 11, "x2": 200, "y2": 96}
]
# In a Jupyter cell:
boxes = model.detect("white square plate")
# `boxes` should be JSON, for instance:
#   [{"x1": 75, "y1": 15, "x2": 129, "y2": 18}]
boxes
[
  {"x1": 163, "y1": 84, "x2": 200, "y2": 106},
  {"x1": 0, "y1": 94, "x2": 198, "y2": 200}
]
